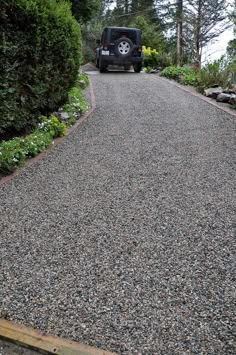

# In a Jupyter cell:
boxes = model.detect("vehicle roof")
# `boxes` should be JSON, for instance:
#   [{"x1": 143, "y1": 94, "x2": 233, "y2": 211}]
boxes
[{"x1": 104, "y1": 27, "x2": 141, "y2": 32}]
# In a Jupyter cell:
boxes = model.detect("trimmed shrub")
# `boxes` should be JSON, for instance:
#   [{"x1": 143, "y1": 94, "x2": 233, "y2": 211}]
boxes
[
  {"x1": 160, "y1": 66, "x2": 194, "y2": 80},
  {"x1": 0, "y1": 0, "x2": 81, "y2": 137}
]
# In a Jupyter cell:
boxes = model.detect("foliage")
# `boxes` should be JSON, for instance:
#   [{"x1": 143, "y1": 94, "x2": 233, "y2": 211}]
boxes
[
  {"x1": 0, "y1": 138, "x2": 26, "y2": 174},
  {"x1": 38, "y1": 116, "x2": 66, "y2": 138},
  {"x1": 155, "y1": 52, "x2": 173, "y2": 69},
  {"x1": 22, "y1": 132, "x2": 52, "y2": 158},
  {"x1": 160, "y1": 66, "x2": 194, "y2": 80},
  {"x1": 63, "y1": 85, "x2": 89, "y2": 118},
  {"x1": 70, "y1": 0, "x2": 101, "y2": 23},
  {"x1": 144, "y1": 66, "x2": 152, "y2": 73},
  {"x1": 0, "y1": 0, "x2": 81, "y2": 137},
  {"x1": 179, "y1": 73, "x2": 198, "y2": 86},
  {"x1": 78, "y1": 71, "x2": 90, "y2": 87},
  {"x1": 143, "y1": 46, "x2": 158, "y2": 68},
  {"x1": 0, "y1": 131, "x2": 52, "y2": 174},
  {"x1": 196, "y1": 57, "x2": 230, "y2": 93},
  {"x1": 130, "y1": 16, "x2": 166, "y2": 52},
  {"x1": 183, "y1": 0, "x2": 229, "y2": 65}
]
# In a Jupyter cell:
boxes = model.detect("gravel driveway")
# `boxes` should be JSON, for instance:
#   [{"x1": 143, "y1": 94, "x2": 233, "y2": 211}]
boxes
[{"x1": 0, "y1": 72, "x2": 235, "y2": 354}]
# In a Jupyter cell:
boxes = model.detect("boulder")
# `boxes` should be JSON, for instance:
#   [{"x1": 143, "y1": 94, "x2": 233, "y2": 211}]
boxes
[
  {"x1": 216, "y1": 93, "x2": 231, "y2": 103},
  {"x1": 78, "y1": 79, "x2": 86, "y2": 89},
  {"x1": 229, "y1": 95, "x2": 236, "y2": 105},
  {"x1": 204, "y1": 87, "x2": 223, "y2": 99},
  {"x1": 229, "y1": 84, "x2": 236, "y2": 94},
  {"x1": 53, "y1": 111, "x2": 70, "y2": 122}
]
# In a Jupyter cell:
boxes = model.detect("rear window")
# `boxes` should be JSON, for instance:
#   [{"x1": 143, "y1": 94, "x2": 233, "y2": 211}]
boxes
[{"x1": 111, "y1": 30, "x2": 137, "y2": 44}]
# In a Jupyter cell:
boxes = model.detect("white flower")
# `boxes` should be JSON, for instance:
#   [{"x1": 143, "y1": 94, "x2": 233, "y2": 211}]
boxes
[{"x1": 12, "y1": 158, "x2": 18, "y2": 162}]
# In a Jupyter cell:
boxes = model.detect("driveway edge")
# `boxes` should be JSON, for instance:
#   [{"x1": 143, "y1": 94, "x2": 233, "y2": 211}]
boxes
[
  {"x1": 0, "y1": 78, "x2": 96, "y2": 187},
  {"x1": 155, "y1": 75, "x2": 236, "y2": 119},
  {"x1": 0, "y1": 319, "x2": 115, "y2": 355}
]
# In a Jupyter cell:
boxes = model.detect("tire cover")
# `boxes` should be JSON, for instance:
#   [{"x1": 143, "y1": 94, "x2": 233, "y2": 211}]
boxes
[{"x1": 115, "y1": 37, "x2": 134, "y2": 57}]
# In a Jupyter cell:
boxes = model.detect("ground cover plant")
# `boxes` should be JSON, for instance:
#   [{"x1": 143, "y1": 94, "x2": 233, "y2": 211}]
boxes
[{"x1": 160, "y1": 66, "x2": 196, "y2": 81}]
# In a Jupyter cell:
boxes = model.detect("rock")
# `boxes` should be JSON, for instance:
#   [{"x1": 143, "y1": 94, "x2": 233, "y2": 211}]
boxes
[
  {"x1": 78, "y1": 80, "x2": 86, "y2": 89},
  {"x1": 53, "y1": 111, "x2": 70, "y2": 122},
  {"x1": 229, "y1": 84, "x2": 236, "y2": 94},
  {"x1": 216, "y1": 93, "x2": 231, "y2": 103},
  {"x1": 81, "y1": 62, "x2": 97, "y2": 71},
  {"x1": 204, "y1": 87, "x2": 223, "y2": 99},
  {"x1": 229, "y1": 95, "x2": 236, "y2": 105}
]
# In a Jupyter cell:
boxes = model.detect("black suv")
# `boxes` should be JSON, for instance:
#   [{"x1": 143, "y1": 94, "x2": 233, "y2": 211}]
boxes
[{"x1": 96, "y1": 27, "x2": 143, "y2": 73}]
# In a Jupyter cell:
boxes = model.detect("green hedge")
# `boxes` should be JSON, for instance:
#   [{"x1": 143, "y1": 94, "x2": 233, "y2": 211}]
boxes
[{"x1": 0, "y1": 0, "x2": 81, "y2": 137}]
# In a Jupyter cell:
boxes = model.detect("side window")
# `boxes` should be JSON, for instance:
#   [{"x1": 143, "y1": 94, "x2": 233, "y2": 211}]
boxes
[{"x1": 110, "y1": 30, "x2": 137, "y2": 44}]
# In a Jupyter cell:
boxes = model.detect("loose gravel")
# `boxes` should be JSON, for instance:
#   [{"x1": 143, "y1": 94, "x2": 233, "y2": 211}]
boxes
[{"x1": 0, "y1": 72, "x2": 235, "y2": 354}]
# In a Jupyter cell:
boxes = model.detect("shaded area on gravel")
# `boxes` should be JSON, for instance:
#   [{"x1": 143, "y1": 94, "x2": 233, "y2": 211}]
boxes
[
  {"x1": 0, "y1": 340, "x2": 39, "y2": 354},
  {"x1": 0, "y1": 73, "x2": 236, "y2": 354}
]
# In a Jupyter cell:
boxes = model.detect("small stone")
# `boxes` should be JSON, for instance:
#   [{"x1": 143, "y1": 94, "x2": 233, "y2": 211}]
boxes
[
  {"x1": 78, "y1": 80, "x2": 86, "y2": 89},
  {"x1": 204, "y1": 87, "x2": 223, "y2": 98},
  {"x1": 229, "y1": 94, "x2": 236, "y2": 105},
  {"x1": 216, "y1": 93, "x2": 231, "y2": 103},
  {"x1": 53, "y1": 111, "x2": 70, "y2": 122}
]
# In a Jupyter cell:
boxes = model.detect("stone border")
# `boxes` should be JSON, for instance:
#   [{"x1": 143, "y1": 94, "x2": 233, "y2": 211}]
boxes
[
  {"x1": 0, "y1": 78, "x2": 96, "y2": 187},
  {"x1": 0, "y1": 319, "x2": 115, "y2": 355},
  {"x1": 155, "y1": 75, "x2": 236, "y2": 119}
]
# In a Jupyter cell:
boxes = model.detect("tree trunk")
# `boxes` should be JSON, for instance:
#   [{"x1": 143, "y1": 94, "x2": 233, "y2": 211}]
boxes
[{"x1": 176, "y1": 0, "x2": 183, "y2": 67}]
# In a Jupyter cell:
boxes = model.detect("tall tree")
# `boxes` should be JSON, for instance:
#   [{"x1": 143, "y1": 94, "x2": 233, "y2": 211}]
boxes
[
  {"x1": 184, "y1": 0, "x2": 230, "y2": 66},
  {"x1": 70, "y1": 0, "x2": 101, "y2": 23},
  {"x1": 176, "y1": 0, "x2": 183, "y2": 66},
  {"x1": 227, "y1": 0, "x2": 236, "y2": 59}
]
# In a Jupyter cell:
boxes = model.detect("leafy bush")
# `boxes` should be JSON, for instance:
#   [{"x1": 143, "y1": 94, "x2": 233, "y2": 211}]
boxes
[
  {"x1": 0, "y1": 0, "x2": 81, "y2": 136},
  {"x1": 143, "y1": 46, "x2": 159, "y2": 68},
  {"x1": 160, "y1": 66, "x2": 194, "y2": 80},
  {"x1": 22, "y1": 132, "x2": 52, "y2": 158},
  {"x1": 180, "y1": 73, "x2": 198, "y2": 86},
  {"x1": 144, "y1": 66, "x2": 152, "y2": 73},
  {"x1": 0, "y1": 138, "x2": 26, "y2": 174},
  {"x1": 196, "y1": 57, "x2": 230, "y2": 93},
  {"x1": 0, "y1": 131, "x2": 53, "y2": 174},
  {"x1": 156, "y1": 52, "x2": 172, "y2": 69},
  {"x1": 38, "y1": 116, "x2": 66, "y2": 138}
]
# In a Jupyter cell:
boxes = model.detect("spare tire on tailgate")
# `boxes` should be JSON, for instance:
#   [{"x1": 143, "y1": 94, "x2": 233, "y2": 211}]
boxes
[{"x1": 115, "y1": 37, "x2": 133, "y2": 57}]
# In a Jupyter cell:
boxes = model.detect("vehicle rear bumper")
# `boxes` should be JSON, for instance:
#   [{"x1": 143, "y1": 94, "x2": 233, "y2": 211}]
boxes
[{"x1": 100, "y1": 55, "x2": 142, "y2": 65}]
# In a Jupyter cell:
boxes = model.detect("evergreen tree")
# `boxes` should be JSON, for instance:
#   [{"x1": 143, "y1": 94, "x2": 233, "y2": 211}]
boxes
[
  {"x1": 70, "y1": 0, "x2": 101, "y2": 23},
  {"x1": 184, "y1": 0, "x2": 230, "y2": 65}
]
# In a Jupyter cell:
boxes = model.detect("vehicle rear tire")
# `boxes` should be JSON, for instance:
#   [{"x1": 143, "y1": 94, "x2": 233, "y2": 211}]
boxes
[
  {"x1": 133, "y1": 62, "x2": 142, "y2": 73},
  {"x1": 99, "y1": 59, "x2": 107, "y2": 73},
  {"x1": 96, "y1": 58, "x2": 99, "y2": 68}
]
